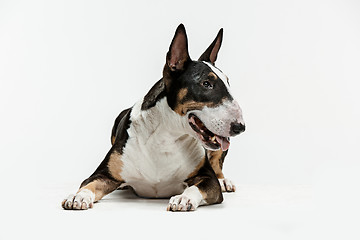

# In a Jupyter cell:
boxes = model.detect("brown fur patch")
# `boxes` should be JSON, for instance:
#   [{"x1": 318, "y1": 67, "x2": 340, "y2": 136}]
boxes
[
  {"x1": 208, "y1": 72, "x2": 218, "y2": 80},
  {"x1": 208, "y1": 150, "x2": 225, "y2": 179},
  {"x1": 177, "y1": 88, "x2": 188, "y2": 102},
  {"x1": 174, "y1": 92, "x2": 228, "y2": 116},
  {"x1": 198, "y1": 187, "x2": 208, "y2": 201},
  {"x1": 187, "y1": 157, "x2": 206, "y2": 179},
  {"x1": 111, "y1": 136, "x2": 115, "y2": 145},
  {"x1": 107, "y1": 151, "x2": 124, "y2": 182},
  {"x1": 77, "y1": 179, "x2": 118, "y2": 202},
  {"x1": 174, "y1": 100, "x2": 215, "y2": 116}
]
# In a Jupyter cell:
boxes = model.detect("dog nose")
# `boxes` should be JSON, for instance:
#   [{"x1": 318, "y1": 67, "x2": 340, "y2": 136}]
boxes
[{"x1": 230, "y1": 122, "x2": 245, "y2": 136}]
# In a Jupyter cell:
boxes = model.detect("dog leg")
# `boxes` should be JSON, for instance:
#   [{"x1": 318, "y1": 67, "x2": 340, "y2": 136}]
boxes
[
  {"x1": 62, "y1": 177, "x2": 120, "y2": 210},
  {"x1": 167, "y1": 160, "x2": 223, "y2": 211},
  {"x1": 62, "y1": 149, "x2": 123, "y2": 210},
  {"x1": 207, "y1": 149, "x2": 236, "y2": 192},
  {"x1": 218, "y1": 178, "x2": 236, "y2": 192}
]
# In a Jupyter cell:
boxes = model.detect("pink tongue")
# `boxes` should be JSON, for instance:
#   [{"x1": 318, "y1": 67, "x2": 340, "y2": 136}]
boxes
[{"x1": 215, "y1": 136, "x2": 230, "y2": 151}]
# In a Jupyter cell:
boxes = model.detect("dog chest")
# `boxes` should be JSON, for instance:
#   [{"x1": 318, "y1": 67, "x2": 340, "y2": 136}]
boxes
[
  {"x1": 116, "y1": 101, "x2": 204, "y2": 198},
  {"x1": 120, "y1": 131, "x2": 204, "y2": 198}
]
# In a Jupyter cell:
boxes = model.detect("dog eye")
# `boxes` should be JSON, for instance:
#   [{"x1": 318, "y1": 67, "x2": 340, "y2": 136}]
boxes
[{"x1": 202, "y1": 81, "x2": 213, "y2": 89}]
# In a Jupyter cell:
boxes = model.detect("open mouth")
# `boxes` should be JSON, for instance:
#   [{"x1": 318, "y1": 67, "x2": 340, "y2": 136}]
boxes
[{"x1": 188, "y1": 114, "x2": 230, "y2": 151}]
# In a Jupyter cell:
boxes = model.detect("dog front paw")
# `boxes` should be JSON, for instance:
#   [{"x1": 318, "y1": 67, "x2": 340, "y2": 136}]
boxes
[
  {"x1": 62, "y1": 189, "x2": 95, "y2": 210},
  {"x1": 167, "y1": 186, "x2": 205, "y2": 212},
  {"x1": 219, "y1": 178, "x2": 236, "y2": 192},
  {"x1": 167, "y1": 195, "x2": 197, "y2": 211}
]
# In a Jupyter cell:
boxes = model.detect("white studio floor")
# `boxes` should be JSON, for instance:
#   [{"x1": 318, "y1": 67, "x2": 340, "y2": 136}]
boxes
[
  {"x1": 3, "y1": 174, "x2": 359, "y2": 240},
  {"x1": 41, "y1": 183, "x2": 314, "y2": 239},
  {"x1": 14, "y1": 181, "x2": 351, "y2": 240}
]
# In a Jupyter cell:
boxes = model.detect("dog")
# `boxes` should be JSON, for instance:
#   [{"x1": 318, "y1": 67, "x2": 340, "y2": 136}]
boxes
[{"x1": 62, "y1": 24, "x2": 245, "y2": 211}]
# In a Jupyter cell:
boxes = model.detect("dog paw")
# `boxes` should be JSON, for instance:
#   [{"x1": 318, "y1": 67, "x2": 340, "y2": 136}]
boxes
[
  {"x1": 219, "y1": 178, "x2": 236, "y2": 192},
  {"x1": 166, "y1": 186, "x2": 204, "y2": 212},
  {"x1": 62, "y1": 189, "x2": 95, "y2": 210},
  {"x1": 167, "y1": 195, "x2": 197, "y2": 211}
]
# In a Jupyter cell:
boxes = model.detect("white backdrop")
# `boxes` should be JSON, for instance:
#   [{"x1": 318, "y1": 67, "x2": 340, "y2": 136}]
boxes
[{"x1": 1, "y1": 0, "x2": 359, "y2": 239}]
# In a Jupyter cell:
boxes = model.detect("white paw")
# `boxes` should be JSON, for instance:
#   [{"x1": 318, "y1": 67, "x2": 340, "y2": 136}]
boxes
[
  {"x1": 62, "y1": 189, "x2": 95, "y2": 210},
  {"x1": 219, "y1": 178, "x2": 236, "y2": 192},
  {"x1": 167, "y1": 195, "x2": 197, "y2": 211},
  {"x1": 166, "y1": 186, "x2": 204, "y2": 212}
]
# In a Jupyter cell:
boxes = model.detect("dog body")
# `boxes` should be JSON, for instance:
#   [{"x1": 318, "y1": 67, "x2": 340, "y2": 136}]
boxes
[{"x1": 62, "y1": 24, "x2": 245, "y2": 211}]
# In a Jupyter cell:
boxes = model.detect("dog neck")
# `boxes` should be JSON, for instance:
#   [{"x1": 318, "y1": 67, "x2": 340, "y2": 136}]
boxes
[{"x1": 130, "y1": 97, "x2": 193, "y2": 147}]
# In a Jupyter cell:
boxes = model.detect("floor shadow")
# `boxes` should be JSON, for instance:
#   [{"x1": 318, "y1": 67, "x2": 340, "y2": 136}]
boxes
[{"x1": 101, "y1": 189, "x2": 169, "y2": 206}]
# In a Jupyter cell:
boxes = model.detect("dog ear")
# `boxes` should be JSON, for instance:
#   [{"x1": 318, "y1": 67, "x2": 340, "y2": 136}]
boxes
[
  {"x1": 198, "y1": 28, "x2": 223, "y2": 65},
  {"x1": 166, "y1": 24, "x2": 190, "y2": 71}
]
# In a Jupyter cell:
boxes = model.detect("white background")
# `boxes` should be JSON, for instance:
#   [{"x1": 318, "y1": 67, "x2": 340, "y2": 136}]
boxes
[{"x1": 1, "y1": 0, "x2": 359, "y2": 239}]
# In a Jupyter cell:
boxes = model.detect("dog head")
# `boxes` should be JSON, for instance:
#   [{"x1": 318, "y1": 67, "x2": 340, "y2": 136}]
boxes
[{"x1": 163, "y1": 24, "x2": 245, "y2": 151}]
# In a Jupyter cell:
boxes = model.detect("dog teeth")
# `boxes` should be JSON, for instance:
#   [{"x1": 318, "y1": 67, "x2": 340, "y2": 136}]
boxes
[{"x1": 211, "y1": 136, "x2": 216, "y2": 142}]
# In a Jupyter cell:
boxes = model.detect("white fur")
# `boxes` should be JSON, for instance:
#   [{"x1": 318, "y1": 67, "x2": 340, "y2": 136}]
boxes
[
  {"x1": 189, "y1": 100, "x2": 244, "y2": 137},
  {"x1": 62, "y1": 189, "x2": 95, "y2": 210},
  {"x1": 119, "y1": 98, "x2": 205, "y2": 198},
  {"x1": 203, "y1": 61, "x2": 231, "y2": 91},
  {"x1": 218, "y1": 178, "x2": 236, "y2": 192},
  {"x1": 167, "y1": 185, "x2": 206, "y2": 211},
  {"x1": 191, "y1": 61, "x2": 244, "y2": 135}
]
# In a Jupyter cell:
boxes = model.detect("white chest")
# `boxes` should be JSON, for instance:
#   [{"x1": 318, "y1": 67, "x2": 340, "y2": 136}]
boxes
[{"x1": 118, "y1": 99, "x2": 205, "y2": 198}]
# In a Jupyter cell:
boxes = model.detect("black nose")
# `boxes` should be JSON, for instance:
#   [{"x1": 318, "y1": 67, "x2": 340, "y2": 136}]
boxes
[{"x1": 230, "y1": 122, "x2": 245, "y2": 136}]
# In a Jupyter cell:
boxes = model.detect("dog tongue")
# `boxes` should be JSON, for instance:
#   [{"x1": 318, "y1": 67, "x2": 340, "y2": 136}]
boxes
[{"x1": 215, "y1": 136, "x2": 230, "y2": 151}]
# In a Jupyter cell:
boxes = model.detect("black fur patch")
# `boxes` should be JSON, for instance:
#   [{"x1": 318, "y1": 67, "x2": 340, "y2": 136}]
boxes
[
  {"x1": 141, "y1": 79, "x2": 166, "y2": 110},
  {"x1": 167, "y1": 61, "x2": 233, "y2": 112},
  {"x1": 112, "y1": 107, "x2": 132, "y2": 154},
  {"x1": 111, "y1": 108, "x2": 131, "y2": 144}
]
